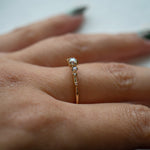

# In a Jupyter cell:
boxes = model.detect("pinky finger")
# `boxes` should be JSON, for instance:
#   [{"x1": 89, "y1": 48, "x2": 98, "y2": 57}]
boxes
[{"x1": 69, "y1": 103, "x2": 150, "y2": 149}]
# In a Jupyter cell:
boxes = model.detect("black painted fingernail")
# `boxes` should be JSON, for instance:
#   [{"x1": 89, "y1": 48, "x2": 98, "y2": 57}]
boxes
[
  {"x1": 138, "y1": 30, "x2": 150, "y2": 40},
  {"x1": 68, "y1": 6, "x2": 87, "y2": 16}
]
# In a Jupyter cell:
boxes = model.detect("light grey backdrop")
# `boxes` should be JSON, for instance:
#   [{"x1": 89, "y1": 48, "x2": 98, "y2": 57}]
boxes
[{"x1": 1, "y1": 0, "x2": 150, "y2": 67}]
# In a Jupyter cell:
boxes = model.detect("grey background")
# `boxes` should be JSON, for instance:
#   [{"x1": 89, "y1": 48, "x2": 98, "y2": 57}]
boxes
[
  {"x1": 1, "y1": 0, "x2": 150, "y2": 67},
  {"x1": 0, "y1": 0, "x2": 150, "y2": 149}
]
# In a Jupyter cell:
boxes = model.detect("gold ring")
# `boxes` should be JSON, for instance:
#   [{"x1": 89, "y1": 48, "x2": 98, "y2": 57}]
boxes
[{"x1": 67, "y1": 57, "x2": 79, "y2": 104}]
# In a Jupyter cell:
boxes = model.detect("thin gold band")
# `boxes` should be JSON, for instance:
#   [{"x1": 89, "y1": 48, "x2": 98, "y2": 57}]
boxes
[{"x1": 67, "y1": 57, "x2": 79, "y2": 104}]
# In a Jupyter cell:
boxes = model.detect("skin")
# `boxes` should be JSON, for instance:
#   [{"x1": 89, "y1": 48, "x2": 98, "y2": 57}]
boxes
[{"x1": 0, "y1": 14, "x2": 150, "y2": 150}]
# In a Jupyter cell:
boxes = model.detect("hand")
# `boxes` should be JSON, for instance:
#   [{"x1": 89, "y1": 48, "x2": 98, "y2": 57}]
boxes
[{"x1": 0, "y1": 9, "x2": 150, "y2": 150}]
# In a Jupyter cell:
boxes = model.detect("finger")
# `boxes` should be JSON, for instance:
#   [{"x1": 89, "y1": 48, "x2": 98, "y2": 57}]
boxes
[
  {"x1": 10, "y1": 32, "x2": 150, "y2": 66},
  {"x1": 0, "y1": 14, "x2": 83, "y2": 52},
  {"x1": 34, "y1": 62, "x2": 150, "y2": 105},
  {"x1": 68, "y1": 103, "x2": 150, "y2": 149}
]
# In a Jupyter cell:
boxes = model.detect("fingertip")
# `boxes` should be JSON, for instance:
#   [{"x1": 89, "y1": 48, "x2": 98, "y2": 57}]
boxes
[
  {"x1": 58, "y1": 14, "x2": 84, "y2": 32},
  {"x1": 58, "y1": 5, "x2": 88, "y2": 31},
  {"x1": 69, "y1": 14, "x2": 84, "y2": 28},
  {"x1": 64, "y1": 13, "x2": 84, "y2": 23}
]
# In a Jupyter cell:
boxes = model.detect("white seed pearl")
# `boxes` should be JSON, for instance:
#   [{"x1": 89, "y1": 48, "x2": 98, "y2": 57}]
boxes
[
  {"x1": 72, "y1": 66, "x2": 78, "y2": 72},
  {"x1": 69, "y1": 57, "x2": 77, "y2": 66},
  {"x1": 73, "y1": 72, "x2": 77, "y2": 76}
]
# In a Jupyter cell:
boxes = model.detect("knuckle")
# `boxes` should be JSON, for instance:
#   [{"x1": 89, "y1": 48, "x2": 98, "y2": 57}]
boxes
[
  {"x1": 105, "y1": 63, "x2": 136, "y2": 91},
  {"x1": 125, "y1": 104, "x2": 150, "y2": 139},
  {"x1": 60, "y1": 33, "x2": 85, "y2": 55},
  {"x1": 0, "y1": 63, "x2": 27, "y2": 87},
  {"x1": 13, "y1": 102, "x2": 68, "y2": 132}
]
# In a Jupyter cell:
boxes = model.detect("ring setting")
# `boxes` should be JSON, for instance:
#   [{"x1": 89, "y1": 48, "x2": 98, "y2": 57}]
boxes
[{"x1": 67, "y1": 57, "x2": 79, "y2": 104}]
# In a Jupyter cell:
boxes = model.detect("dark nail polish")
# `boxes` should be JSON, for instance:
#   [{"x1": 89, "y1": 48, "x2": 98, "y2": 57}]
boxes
[
  {"x1": 138, "y1": 30, "x2": 150, "y2": 40},
  {"x1": 68, "y1": 6, "x2": 87, "y2": 16}
]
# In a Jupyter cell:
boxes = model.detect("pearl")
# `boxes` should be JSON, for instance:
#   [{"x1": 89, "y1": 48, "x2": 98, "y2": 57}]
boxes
[
  {"x1": 72, "y1": 66, "x2": 78, "y2": 72},
  {"x1": 73, "y1": 72, "x2": 77, "y2": 76},
  {"x1": 68, "y1": 57, "x2": 77, "y2": 66}
]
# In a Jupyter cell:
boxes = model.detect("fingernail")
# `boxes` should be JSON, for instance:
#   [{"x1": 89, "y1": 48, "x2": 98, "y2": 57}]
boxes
[
  {"x1": 68, "y1": 6, "x2": 87, "y2": 16},
  {"x1": 138, "y1": 30, "x2": 150, "y2": 40}
]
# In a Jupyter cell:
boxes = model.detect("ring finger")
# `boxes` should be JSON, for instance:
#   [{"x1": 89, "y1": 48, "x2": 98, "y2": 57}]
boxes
[{"x1": 33, "y1": 62, "x2": 150, "y2": 105}]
